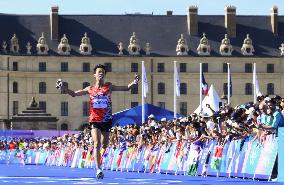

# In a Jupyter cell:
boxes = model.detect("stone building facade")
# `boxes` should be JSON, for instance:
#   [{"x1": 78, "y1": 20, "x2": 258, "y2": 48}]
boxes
[{"x1": 0, "y1": 6, "x2": 284, "y2": 130}]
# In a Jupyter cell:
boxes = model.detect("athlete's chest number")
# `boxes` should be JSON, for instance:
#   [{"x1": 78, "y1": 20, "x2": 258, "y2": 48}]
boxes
[{"x1": 92, "y1": 96, "x2": 108, "y2": 108}]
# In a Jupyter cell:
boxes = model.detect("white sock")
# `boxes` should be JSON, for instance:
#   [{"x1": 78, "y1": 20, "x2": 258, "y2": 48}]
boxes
[{"x1": 96, "y1": 168, "x2": 102, "y2": 174}]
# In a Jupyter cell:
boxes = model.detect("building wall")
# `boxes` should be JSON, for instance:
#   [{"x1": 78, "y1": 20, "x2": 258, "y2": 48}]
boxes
[{"x1": 0, "y1": 55, "x2": 284, "y2": 130}]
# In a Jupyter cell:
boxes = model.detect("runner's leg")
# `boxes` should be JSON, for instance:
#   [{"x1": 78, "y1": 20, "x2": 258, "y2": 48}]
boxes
[
  {"x1": 101, "y1": 131, "x2": 110, "y2": 149},
  {"x1": 91, "y1": 128, "x2": 101, "y2": 170}
]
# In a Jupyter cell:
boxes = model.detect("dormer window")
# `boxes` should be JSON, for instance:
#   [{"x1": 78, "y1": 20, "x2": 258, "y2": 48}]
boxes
[
  {"x1": 197, "y1": 33, "x2": 210, "y2": 56},
  {"x1": 241, "y1": 34, "x2": 254, "y2": 56},
  {"x1": 128, "y1": 32, "x2": 141, "y2": 56},
  {"x1": 220, "y1": 34, "x2": 233, "y2": 56},
  {"x1": 10, "y1": 33, "x2": 20, "y2": 53},
  {"x1": 79, "y1": 33, "x2": 92, "y2": 55},
  {"x1": 36, "y1": 32, "x2": 49, "y2": 55},
  {"x1": 58, "y1": 34, "x2": 71, "y2": 55},
  {"x1": 176, "y1": 34, "x2": 188, "y2": 56}
]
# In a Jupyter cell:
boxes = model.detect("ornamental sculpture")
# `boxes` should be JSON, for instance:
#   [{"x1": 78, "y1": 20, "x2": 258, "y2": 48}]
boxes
[
  {"x1": 279, "y1": 43, "x2": 284, "y2": 56},
  {"x1": 241, "y1": 34, "x2": 254, "y2": 56},
  {"x1": 26, "y1": 42, "x2": 32, "y2": 55},
  {"x1": 197, "y1": 33, "x2": 211, "y2": 56},
  {"x1": 220, "y1": 34, "x2": 233, "y2": 56},
  {"x1": 128, "y1": 32, "x2": 141, "y2": 55},
  {"x1": 2, "y1": 41, "x2": 7, "y2": 53},
  {"x1": 79, "y1": 33, "x2": 92, "y2": 55},
  {"x1": 145, "y1": 42, "x2": 151, "y2": 55},
  {"x1": 10, "y1": 33, "x2": 20, "y2": 53},
  {"x1": 118, "y1": 42, "x2": 124, "y2": 55},
  {"x1": 29, "y1": 97, "x2": 38, "y2": 108},
  {"x1": 58, "y1": 34, "x2": 71, "y2": 55},
  {"x1": 36, "y1": 32, "x2": 49, "y2": 55},
  {"x1": 176, "y1": 34, "x2": 188, "y2": 56}
]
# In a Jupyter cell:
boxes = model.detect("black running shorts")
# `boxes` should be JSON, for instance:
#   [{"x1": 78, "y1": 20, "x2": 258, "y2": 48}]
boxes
[{"x1": 90, "y1": 122, "x2": 112, "y2": 132}]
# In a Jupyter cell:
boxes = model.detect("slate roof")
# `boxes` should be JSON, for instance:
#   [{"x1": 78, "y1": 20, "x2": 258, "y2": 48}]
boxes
[{"x1": 0, "y1": 13, "x2": 284, "y2": 57}]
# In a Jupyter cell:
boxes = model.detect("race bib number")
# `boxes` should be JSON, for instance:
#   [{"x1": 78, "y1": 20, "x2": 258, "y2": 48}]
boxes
[{"x1": 92, "y1": 96, "x2": 108, "y2": 108}]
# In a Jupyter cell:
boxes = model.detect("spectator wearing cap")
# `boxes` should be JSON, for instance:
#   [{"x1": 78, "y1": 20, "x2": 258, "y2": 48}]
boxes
[
  {"x1": 160, "y1": 118, "x2": 167, "y2": 123},
  {"x1": 200, "y1": 113, "x2": 214, "y2": 129},
  {"x1": 148, "y1": 114, "x2": 157, "y2": 128},
  {"x1": 264, "y1": 97, "x2": 271, "y2": 103},
  {"x1": 160, "y1": 118, "x2": 167, "y2": 127}
]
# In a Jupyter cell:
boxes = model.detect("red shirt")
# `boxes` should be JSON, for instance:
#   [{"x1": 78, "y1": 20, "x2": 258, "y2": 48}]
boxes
[{"x1": 88, "y1": 84, "x2": 112, "y2": 123}]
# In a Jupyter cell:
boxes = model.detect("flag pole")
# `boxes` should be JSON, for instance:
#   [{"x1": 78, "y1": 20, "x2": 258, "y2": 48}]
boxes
[
  {"x1": 253, "y1": 63, "x2": 257, "y2": 104},
  {"x1": 142, "y1": 61, "x2": 145, "y2": 124},
  {"x1": 227, "y1": 63, "x2": 230, "y2": 105},
  {"x1": 200, "y1": 63, "x2": 203, "y2": 114},
  {"x1": 174, "y1": 61, "x2": 177, "y2": 118}
]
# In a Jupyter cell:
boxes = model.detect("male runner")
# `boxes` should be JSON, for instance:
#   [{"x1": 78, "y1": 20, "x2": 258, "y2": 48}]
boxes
[{"x1": 58, "y1": 64, "x2": 140, "y2": 178}]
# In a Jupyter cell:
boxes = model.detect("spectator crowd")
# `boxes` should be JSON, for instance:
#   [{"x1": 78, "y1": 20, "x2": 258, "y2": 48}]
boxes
[{"x1": 1, "y1": 95, "x2": 283, "y2": 160}]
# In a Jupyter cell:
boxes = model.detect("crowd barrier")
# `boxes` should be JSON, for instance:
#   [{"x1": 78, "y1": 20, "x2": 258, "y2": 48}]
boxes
[
  {"x1": 0, "y1": 130, "x2": 79, "y2": 139},
  {"x1": 279, "y1": 128, "x2": 284, "y2": 182},
  {"x1": 0, "y1": 133, "x2": 279, "y2": 181}
]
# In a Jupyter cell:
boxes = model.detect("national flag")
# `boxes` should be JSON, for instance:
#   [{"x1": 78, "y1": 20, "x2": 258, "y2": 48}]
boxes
[
  {"x1": 187, "y1": 149, "x2": 200, "y2": 176},
  {"x1": 253, "y1": 65, "x2": 262, "y2": 96},
  {"x1": 228, "y1": 64, "x2": 232, "y2": 97},
  {"x1": 201, "y1": 150, "x2": 211, "y2": 176},
  {"x1": 201, "y1": 72, "x2": 209, "y2": 96},
  {"x1": 99, "y1": 148, "x2": 106, "y2": 165},
  {"x1": 142, "y1": 61, "x2": 148, "y2": 98},
  {"x1": 229, "y1": 74, "x2": 232, "y2": 97},
  {"x1": 174, "y1": 62, "x2": 180, "y2": 96},
  {"x1": 255, "y1": 75, "x2": 261, "y2": 96},
  {"x1": 254, "y1": 74, "x2": 262, "y2": 96},
  {"x1": 149, "y1": 147, "x2": 159, "y2": 173},
  {"x1": 210, "y1": 145, "x2": 223, "y2": 170}
]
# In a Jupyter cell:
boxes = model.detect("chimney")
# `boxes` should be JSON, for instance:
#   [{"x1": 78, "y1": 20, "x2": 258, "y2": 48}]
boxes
[
  {"x1": 50, "y1": 6, "x2": 59, "y2": 40},
  {"x1": 271, "y1": 6, "x2": 278, "y2": 36},
  {"x1": 225, "y1": 5, "x2": 236, "y2": 38},
  {"x1": 166, "y1": 11, "x2": 173, "y2": 16},
  {"x1": 187, "y1": 6, "x2": 198, "y2": 36}
]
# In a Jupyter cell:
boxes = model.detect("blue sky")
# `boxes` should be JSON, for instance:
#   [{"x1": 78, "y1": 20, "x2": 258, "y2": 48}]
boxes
[{"x1": 0, "y1": 0, "x2": 283, "y2": 15}]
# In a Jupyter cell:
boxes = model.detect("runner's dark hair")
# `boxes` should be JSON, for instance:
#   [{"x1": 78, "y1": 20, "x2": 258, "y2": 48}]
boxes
[{"x1": 93, "y1": 64, "x2": 106, "y2": 75}]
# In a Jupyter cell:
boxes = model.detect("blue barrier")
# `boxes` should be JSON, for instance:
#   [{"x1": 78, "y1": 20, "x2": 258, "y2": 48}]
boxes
[
  {"x1": 279, "y1": 128, "x2": 284, "y2": 182},
  {"x1": 0, "y1": 135, "x2": 278, "y2": 181}
]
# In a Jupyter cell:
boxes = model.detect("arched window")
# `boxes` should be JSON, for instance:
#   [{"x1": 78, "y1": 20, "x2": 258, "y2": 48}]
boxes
[
  {"x1": 83, "y1": 82, "x2": 90, "y2": 89},
  {"x1": 61, "y1": 123, "x2": 68, "y2": 130},
  {"x1": 180, "y1": 83, "x2": 187, "y2": 94},
  {"x1": 267, "y1": 83, "x2": 274, "y2": 95},
  {"x1": 245, "y1": 83, "x2": 252, "y2": 95},
  {"x1": 39, "y1": 82, "x2": 46, "y2": 94},
  {"x1": 158, "y1": 82, "x2": 165, "y2": 94},
  {"x1": 13, "y1": 82, "x2": 18, "y2": 93}
]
